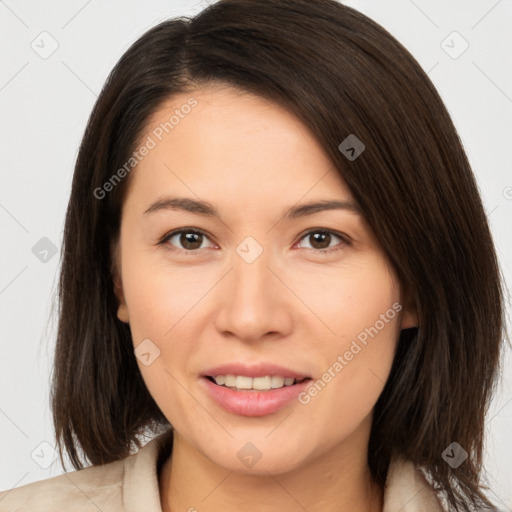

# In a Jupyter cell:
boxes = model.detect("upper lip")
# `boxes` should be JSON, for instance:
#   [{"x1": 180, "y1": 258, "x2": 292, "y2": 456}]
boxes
[{"x1": 202, "y1": 362, "x2": 311, "y2": 380}]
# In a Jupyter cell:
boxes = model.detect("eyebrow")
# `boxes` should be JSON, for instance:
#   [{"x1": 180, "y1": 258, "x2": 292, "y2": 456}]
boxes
[{"x1": 143, "y1": 197, "x2": 361, "y2": 219}]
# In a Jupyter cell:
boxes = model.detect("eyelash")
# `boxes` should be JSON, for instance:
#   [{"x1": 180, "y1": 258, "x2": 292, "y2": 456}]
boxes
[{"x1": 158, "y1": 228, "x2": 351, "y2": 255}]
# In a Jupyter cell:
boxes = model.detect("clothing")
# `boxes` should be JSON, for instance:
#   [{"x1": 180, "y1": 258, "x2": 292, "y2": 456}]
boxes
[{"x1": 0, "y1": 430, "x2": 445, "y2": 511}]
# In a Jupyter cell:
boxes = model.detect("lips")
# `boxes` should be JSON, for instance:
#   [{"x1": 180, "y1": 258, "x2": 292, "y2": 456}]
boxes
[
  {"x1": 202, "y1": 362, "x2": 311, "y2": 380},
  {"x1": 200, "y1": 374, "x2": 313, "y2": 416}
]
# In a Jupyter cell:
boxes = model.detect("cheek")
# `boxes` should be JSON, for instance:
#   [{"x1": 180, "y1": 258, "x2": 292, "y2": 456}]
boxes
[
  {"x1": 121, "y1": 257, "x2": 205, "y2": 416},
  {"x1": 119, "y1": 246, "x2": 213, "y2": 401},
  {"x1": 294, "y1": 254, "x2": 401, "y2": 346},
  {"x1": 119, "y1": 239, "x2": 205, "y2": 342},
  {"x1": 310, "y1": 279, "x2": 400, "y2": 422},
  {"x1": 296, "y1": 257, "x2": 401, "y2": 406}
]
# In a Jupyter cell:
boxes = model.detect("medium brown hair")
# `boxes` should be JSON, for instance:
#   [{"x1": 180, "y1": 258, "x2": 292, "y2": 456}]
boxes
[{"x1": 51, "y1": 1, "x2": 507, "y2": 510}]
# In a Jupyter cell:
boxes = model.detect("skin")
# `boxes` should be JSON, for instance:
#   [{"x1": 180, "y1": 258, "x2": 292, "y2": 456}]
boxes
[{"x1": 113, "y1": 86, "x2": 418, "y2": 512}]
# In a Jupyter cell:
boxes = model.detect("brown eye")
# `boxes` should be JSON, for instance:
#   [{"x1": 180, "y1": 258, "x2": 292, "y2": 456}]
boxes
[
  {"x1": 161, "y1": 229, "x2": 214, "y2": 252},
  {"x1": 178, "y1": 232, "x2": 203, "y2": 250},
  {"x1": 296, "y1": 230, "x2": 349, "y2": 254},
  {"x1": 307, "y1": 232, "x2": 332, "y2": 249}
]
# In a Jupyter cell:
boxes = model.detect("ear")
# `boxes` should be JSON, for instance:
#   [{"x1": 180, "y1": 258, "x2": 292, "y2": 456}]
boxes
[
  {"x1": 400, "y1": 291, "x2": 418, "y2": 330},
  {"x1": 114, "y1": 275, "x2": 130, "y2": 323},
  {"x1": 111, "y1": 241, "x2": 130, "y2": 324}
]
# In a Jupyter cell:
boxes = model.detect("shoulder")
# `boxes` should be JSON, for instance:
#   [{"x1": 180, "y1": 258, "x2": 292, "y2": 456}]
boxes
[
  {"x1": 0, "y1": 458, "x2": 125, "y2": 512},
  {"x1": 383, "y1": 456, "x2": 447, "y2": 512},
  {"x1": 0, "y1": 430, "x2": 173, "y2": 512}
]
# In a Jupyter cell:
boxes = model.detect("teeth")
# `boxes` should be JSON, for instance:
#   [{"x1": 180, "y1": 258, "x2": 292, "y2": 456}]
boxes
[{"x1": 212, "y1": 375, "x2": 303, "y2": 391}]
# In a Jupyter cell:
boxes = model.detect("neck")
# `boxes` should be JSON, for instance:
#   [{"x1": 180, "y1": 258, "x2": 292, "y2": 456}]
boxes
[{"x1": 159, "y1": 423, "x2": 383, "y2": 512}]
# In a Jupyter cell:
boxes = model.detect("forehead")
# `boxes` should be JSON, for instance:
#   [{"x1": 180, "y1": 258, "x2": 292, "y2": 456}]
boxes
[{"x1": 124, "y1": 87, "x2": 354, "y2": 213}]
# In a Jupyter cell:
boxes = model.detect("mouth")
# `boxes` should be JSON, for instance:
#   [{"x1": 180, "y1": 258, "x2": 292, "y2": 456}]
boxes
[
  {"x1": 200, "y1": 374, "x2": 314, "y2": 416},
  {"x1": 204, "y1": 375, "x2": 313, "y2": 392}
]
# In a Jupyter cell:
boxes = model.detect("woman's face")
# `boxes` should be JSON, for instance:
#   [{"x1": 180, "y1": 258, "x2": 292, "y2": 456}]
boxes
[{"x1": 114, "y1": 86, "x2": 417, "y2": 474}]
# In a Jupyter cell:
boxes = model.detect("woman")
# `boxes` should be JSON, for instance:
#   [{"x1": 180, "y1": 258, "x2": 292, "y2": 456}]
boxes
[{"x1": 0, "y1": 1, "x2": 506, "y2": 511}]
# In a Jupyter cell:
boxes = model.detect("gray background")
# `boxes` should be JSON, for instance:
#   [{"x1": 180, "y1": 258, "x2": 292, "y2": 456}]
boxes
[{"x1": 1, "y1": 0, "x2": 511, "y2": 508}]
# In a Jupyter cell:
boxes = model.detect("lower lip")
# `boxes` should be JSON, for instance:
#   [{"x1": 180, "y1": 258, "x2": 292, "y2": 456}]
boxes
[{"x1": 200, "y1": 377, "x2": 312, "y2": 417}]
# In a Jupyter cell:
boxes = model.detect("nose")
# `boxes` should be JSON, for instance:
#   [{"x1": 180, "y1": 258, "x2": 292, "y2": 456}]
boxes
[{"x1": 213, "y1": 247, "x2": 294, "y2": 343}]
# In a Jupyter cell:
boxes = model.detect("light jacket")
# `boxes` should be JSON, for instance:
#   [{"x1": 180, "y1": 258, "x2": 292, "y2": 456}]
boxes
[{"x1": 0, "y1": 431, "x2": 445, "y2": 511}]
